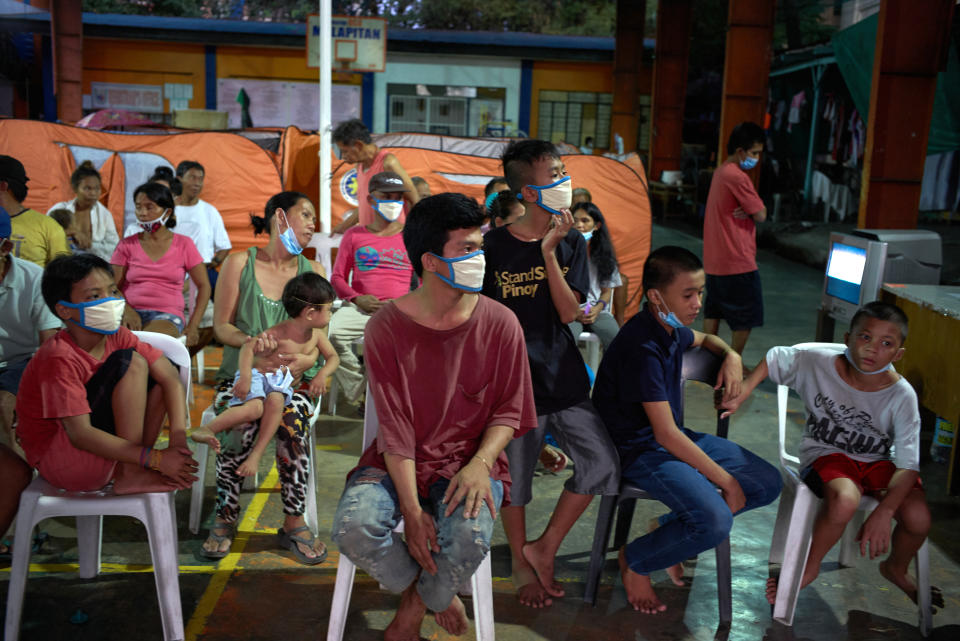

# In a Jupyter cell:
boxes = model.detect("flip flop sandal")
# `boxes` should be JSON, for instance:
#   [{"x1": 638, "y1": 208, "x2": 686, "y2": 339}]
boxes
[
  {"x1": 201, "y1": 522, "x2": 236, "y2": 560},
  {"x1": 277, "y1": 526, "x2": 327, "y2": 565}
]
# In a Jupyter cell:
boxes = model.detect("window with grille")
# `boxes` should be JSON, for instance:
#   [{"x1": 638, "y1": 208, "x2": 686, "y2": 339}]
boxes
[
  {"x1": 387, "y1": 84, "x2": 505, "y2": 137},
  {"x1": 538, "y1": 91, "x2": 613, "y2": 149}
]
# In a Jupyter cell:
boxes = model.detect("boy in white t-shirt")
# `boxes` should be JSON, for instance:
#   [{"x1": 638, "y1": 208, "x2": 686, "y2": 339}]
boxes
[{"x1": 722, "y1": 301, "x2": 937, "y2": 611}]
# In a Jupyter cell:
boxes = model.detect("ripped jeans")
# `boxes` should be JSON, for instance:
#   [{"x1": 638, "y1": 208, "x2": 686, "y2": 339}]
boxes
[{"x1": 331, "y1": 466, "x2": 503, "y2": 613}]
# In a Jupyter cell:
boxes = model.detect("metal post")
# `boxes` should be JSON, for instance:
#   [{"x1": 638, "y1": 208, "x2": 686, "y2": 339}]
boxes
[
  {"x1": 318, "y1": 0, "x2": 332, "y2": 234},
  {"x1": 802, "y1": 64, "x2": 824, "y2": 205}
]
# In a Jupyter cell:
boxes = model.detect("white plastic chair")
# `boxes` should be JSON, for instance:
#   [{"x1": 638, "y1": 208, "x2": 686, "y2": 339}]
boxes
[
  {"x1": 4, "y1": 478, "x2": 183, "y2": 641},
  {"x1": 6, "y1": 331, "x2": 191, "y2": 641},
  {"x1": 188, "y1": 395, "x2": 323, "y2": 535},
  {"x1": 326, "y1": 385, "x2": 496, "y2": 641},
  {"x1": 578, "y1": 331, "x2": 601, "y2": 374},
  {"x1": 769, "y1": 342, "x2": 932, "y2": 636}
]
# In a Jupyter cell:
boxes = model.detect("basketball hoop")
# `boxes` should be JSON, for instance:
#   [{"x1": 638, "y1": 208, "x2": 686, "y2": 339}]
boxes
[{"x1": 334, "y1": 40, "x2": 357, "y2": 71}]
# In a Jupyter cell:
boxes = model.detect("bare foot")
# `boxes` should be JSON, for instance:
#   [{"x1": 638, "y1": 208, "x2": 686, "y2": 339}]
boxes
[
  {"x1": 237, "y1": 456, "x2": 259, "y2": 477},
  {"x1": 765, "y1": 576, "x2": 779, "y2": 605},
  {"x1": 878, "y1": 559, "x2": 943, "y2": 609},
  {"x1": 521, "y1": 539, "x2": 565, "y2": 598},
  {"x1": 619, "y1": 547, "x2": 666, "y2": 613},
  {"x1": 113, "y1": 463, "x2": 179, "y2": 494},
  {"x1": 385, "y1": 583, "x2": 426, "y2": 641},
  {"x1": 648, "y1": 517, "x2": 684, "y2": 586},
  {"x1": 434, "y1": 595, "x2": 468, "y2": 636},
  {"x1": 189, "y1": 425, "x2": 220, "y2": 453},
  {"x1": 513, "y1": 564, "x2": 552, "y2": 608}
]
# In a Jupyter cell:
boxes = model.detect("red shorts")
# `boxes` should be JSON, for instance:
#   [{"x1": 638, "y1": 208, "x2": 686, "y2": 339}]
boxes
[
  {"x1": 37, "y1": 427, "x2": 116, "y2": 491},
  {"x1": 805, "y1": 453, "x2": 922, "y2": 497}
]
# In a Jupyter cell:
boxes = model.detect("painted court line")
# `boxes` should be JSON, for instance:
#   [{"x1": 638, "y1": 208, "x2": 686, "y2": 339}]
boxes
[{"x1": 184, "y1": 463, "x2": 280, "y2": 641}]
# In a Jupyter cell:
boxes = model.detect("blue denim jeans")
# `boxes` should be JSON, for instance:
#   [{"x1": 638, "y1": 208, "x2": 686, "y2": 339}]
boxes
[
  {"x1": 621, "y1": 429, "x2": 782, "y2": 574},
  {"x1": 331, "y1": 466, "x2": 503, "y2": 612}
]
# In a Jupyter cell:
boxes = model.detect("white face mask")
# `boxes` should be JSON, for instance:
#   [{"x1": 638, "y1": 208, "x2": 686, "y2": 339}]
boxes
[
  {"x1": 526, "y1": 176, "x2": 572, "y2": 215},
  {"x1": 374, "y1": 199, "x2": 404, "y2": 222},
  {"x1": 58, "y1": 297, "x2": 126, "y2": 334},
  {"x1": 138, "y1": 210, "x2": 169, "y2": 233},
  {"x1": 430, "y1": 250, "x2": 485, "y2": 292}
]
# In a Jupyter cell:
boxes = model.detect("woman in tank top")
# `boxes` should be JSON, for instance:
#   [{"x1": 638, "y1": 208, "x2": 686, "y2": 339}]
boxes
[{"x1": 201, "y1": 190, "x2": 328, "y2": 563}]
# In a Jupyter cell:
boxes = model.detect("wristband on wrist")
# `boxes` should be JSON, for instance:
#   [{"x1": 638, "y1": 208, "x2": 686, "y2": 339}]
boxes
[
  {"x1": 140, "y1": 446, "x2": 152, "y2": 469},
  {"x1": 472, "y1": 455, "x2": 492, "y2": 473},
  {"x1": 597, "y1": 299, "x2": 607, "y2": 310}
]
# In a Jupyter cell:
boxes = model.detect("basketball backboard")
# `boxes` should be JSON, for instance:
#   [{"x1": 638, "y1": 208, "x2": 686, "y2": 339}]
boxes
[{"x1": 307, "y1": 15, "x2": 387, "y2": 72}]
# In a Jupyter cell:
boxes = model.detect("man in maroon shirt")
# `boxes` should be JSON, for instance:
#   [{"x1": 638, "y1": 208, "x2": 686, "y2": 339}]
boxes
[
  {"x1": 702, "y1": 122, "x2": 768, "y2": 356},
  {"x1": 332, "y1": 193, "x2": 537, "y2": 640}
]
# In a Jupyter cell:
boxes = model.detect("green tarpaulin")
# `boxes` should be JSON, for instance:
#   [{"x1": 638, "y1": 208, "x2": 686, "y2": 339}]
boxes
[{"x1": 832, "y1": 14, "x2": 960, "y2": 155}]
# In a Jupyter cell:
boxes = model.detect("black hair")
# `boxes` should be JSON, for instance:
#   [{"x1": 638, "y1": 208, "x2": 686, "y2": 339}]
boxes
[
  {"x1": 501, "y1": 139, "x2": 560, "y2": 194},
  {"x1": 572, "y1": 202, "x2": 618, "y2": 283},
  {"x1": 584, "y1": 136, "x2": 594, "y2": 146},
  {"x1": 403, "y1": 193, "x2": 485, "y2": 277},
  {"x1": 726, "y1": 122, "x2": 765, "y2": 155},
  {"x1": 282, "y1": 272, "x2": 335, "y2": 317},
  {"x1": 168, "y1": 178, "x2": 183, "y2": 197},
  {"x1": 41, "y1": 253, "x2": 114, "y2": 315},
  {"x1": 133, "y1": 182, "x2": 177, "y2": 229},
  {"x1": 150, "y1": 165, "x2": 175, "y2": 183},
  {"x1": 49, "y1": 208, "x2": 74, "y2": 230},
  {"x1": 484, "y1": 176, "x2": 509, "y2": 197},
  {"x1": 252, "y1": 191, "x2": 311, "y2": 236},
  {"x1": 642, "y1": 245, "x2": 703, "y2": 296},
  {"x1": 411, "y1": 176, "x2": 427, "y2": 187},
  {"x1": 175, "y1": 160, "x2": 204, "y2": 178},
  {"x1": 332, "y1": 118, "x2": 372, "y2": 145},
  {"x1": 489, "y1": 190, "x2": 522, "y2": 228},
  {"x1": 2, "y1": 177, "x2": 26, "y2": 202},
  {"x1": 849, "y1": 301, "x2": 909, "y2": 344},
  {"x1": 70, "y1": 160, "x2": 101, "y2": 191}
]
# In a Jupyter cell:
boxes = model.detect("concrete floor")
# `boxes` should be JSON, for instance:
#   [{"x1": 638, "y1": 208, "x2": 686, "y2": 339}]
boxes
[{"x1": 3, "y1": 223, "x2": 960, "y2": 641}]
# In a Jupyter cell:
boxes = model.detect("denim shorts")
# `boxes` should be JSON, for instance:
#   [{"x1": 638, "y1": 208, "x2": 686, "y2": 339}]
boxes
[
  {"x1": 0, "y1": 356, "x2": 32, "y2": 395},
  {"x1": 136, "y1": 309, "x2": 185, "y2": 334}
]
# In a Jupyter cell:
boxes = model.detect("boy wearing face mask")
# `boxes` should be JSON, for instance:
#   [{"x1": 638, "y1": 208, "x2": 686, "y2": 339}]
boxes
[
  {"x1": 721, "y1": 302, "x2": 935, "y2": 617},
  {"x1": 702, "y1": 121, "x2": 768, "y2": 357},
  {"x1": 481, "y1": 139, "x2": 621, "y2": 609},
  {"x1": 592, "y1": 245, "x2": 780, "y2": 614},
  {"x1": 328, "y1": 171, "x2": 414, "y2": 409},
  {"x1": 332, "y1": 193, "x2": 537, "y2": 639},
  {"x1": 15, "y1": 253, "x2": 198, "y2": 494}
]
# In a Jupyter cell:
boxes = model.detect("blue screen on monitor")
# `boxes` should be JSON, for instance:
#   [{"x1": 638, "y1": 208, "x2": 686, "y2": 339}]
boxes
[{"x1": 825, "y1": 242, "x2": 867, "y2": 305}]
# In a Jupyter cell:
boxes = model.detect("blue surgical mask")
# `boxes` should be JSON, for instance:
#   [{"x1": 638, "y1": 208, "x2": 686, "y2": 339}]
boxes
[
  {"x1": 430, "y1": 250, "x2": 485, "y2": 292},
  {"x1": 524, "y1": 176, "x2": 572, "y2": 216},
  {"x1": 651, "y1": 293, "x2": 686, "y2": 329},
  {"x1": 581, "y1": 229, "x2": 593, "y2": 242},
  {"x1": 739, "y1": 156, "x2": 758, "y2": 171},
  {"x1": 276, "y1": 209, "x2": 304, "y2": 256},
  {"x1": 844, "y1": 347, "x2": 894, "y2": 376},
  {"x1": 58, "y1": 297, "x2": 126, "y2": 334}
]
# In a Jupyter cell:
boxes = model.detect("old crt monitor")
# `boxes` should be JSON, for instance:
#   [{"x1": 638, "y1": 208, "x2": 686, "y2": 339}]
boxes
[{"x1": 821, "y1": 229, "x2": 942, "y2": 323}]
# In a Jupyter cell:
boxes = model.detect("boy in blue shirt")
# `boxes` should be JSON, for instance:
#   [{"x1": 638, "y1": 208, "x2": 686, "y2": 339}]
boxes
[{"x1": 593, "y1": 245, "x2": 781, "y2": 613}]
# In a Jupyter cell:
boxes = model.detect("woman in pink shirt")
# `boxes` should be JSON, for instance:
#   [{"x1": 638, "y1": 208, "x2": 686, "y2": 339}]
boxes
[{"x1": 111, "y1": 182, "x2": 211, "y2": 346}]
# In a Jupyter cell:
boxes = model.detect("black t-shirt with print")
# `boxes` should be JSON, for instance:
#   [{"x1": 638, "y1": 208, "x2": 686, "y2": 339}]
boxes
[{"x1": 482, "y1": 224, "x2": 591, "y2": 415}]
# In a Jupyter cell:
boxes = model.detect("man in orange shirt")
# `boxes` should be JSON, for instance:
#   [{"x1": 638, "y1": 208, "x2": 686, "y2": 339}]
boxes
[{"x1": 702, "y1": 122, "x2": 767, "y2": 356}]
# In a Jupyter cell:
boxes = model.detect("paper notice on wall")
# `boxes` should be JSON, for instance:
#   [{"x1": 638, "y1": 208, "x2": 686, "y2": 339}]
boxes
[{"x1": 217, "y1": 78, "x2": 361, "y2": 130}]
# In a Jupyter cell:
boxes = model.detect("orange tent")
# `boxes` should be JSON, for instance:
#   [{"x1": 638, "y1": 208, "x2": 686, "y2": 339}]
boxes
[
  {"x1": 2, "y1": 120, "x2": 651, "y2": 318},
  {"x1": 281, "y1": 128, "x2": 653, "y2": 318},
  {"x1": 2, "y1": 119, "x2": 283, "y2": 252}
]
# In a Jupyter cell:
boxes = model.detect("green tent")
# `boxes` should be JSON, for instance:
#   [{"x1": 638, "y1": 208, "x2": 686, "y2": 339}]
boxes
[{"x1": 832, "y1": 14, "x2": 960, "y2": 155}]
